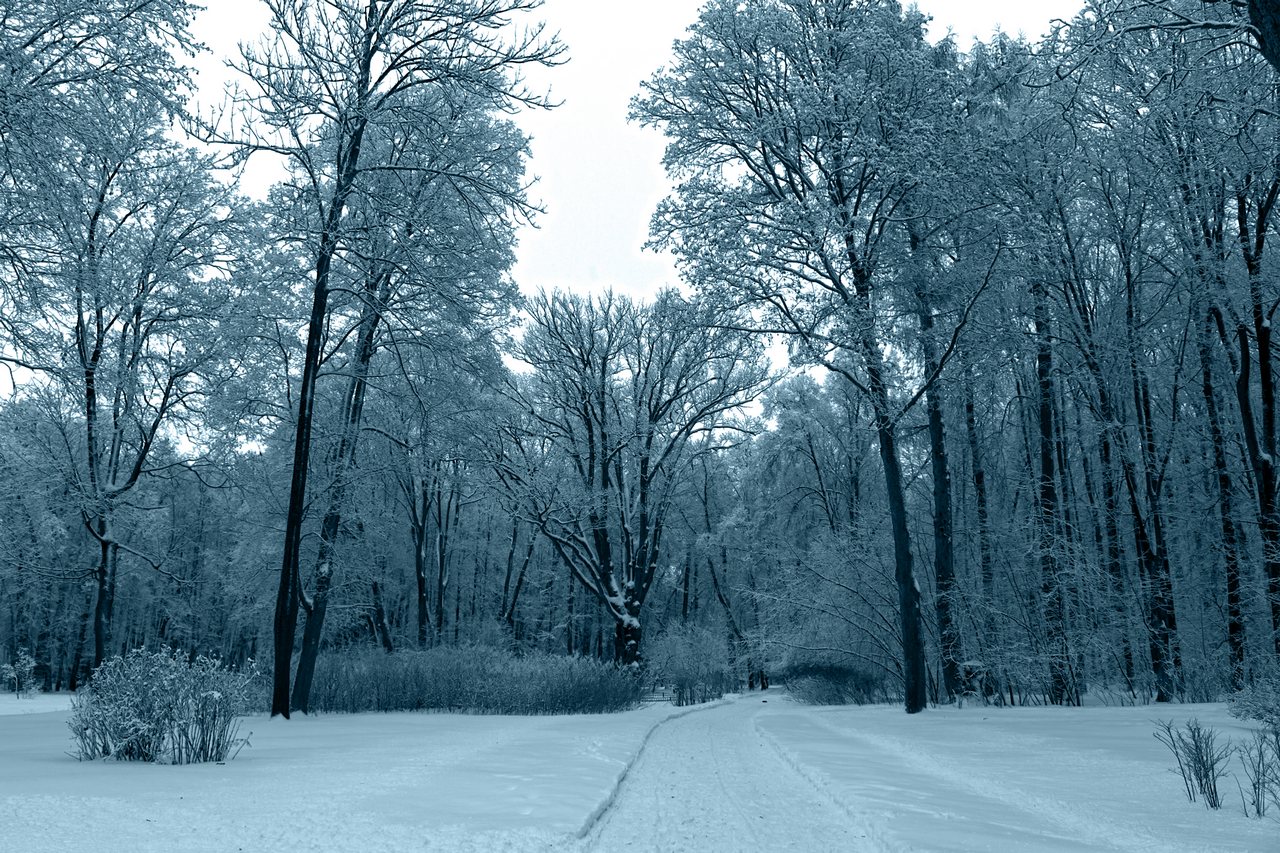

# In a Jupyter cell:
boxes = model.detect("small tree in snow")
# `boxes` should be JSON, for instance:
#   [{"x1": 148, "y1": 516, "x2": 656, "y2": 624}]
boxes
[{"x1": 2, "y1": 648, "x2": 37, "y2": 696}]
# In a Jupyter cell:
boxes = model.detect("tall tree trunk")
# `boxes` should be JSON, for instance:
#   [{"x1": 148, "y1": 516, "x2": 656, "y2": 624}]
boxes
[
  {"x1": 1033, "y1": 280, "x2": 1076, "y2": 706},
  {"x1": 918, "y1": 300, "x2": 963, "y2": 701},
  {"x1": 1200, "y1": 315, "x2": 1247, "y2": 687},
  {"x1": 500, "y1": 519, "x2": 520, "y2": 619},
  {"x1": 272, "y1": 111, "x2": 370, "y2": 718},
  {"x1": 290, "y1": 563, "x2": 331, "y2": 713},
  {"x1": 962, "y1": 361, "x2": 999, "y2": 697},
  {"x1": 407, "y1": 478, "x2": 433, "y2": 648},
  {"x1": 414, "y1": 508, "x2": 431, "y2": 648},
  {"x1": 1231, "y1": 183, "x2": 1280, "y2": 657},
  {"x1": 867, "y1": 369, "x2": 927, "y2": 713},
  {"x1": 290, "y1": 270, "x2": 388, "y2": 713},
  {"x1": 834, "y1": 223, "x2": 925, "y2": 712},
  {"x1": 91, "y1": 529, "x2": 111, "y2": 669},
  {"x1": 1126, "y1": 291, "x2": 1181, "y2": 701},
  {"x1": 432, "y1": 474, "x2": 461, "y2": 643}
]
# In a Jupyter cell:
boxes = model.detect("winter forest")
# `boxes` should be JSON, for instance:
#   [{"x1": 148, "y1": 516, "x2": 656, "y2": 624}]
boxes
[{"x1": 4, "y1": 0, "x2": 1280, "y2": 736}]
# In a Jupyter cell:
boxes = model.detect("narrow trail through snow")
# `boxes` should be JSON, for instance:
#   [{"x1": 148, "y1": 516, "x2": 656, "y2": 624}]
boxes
[
  {"x1": 579, "y1": 697, "x2": 1258, "y2": 853},
  {"x1": 583, "y1": 697, "x2": 879, "y2": 852}
]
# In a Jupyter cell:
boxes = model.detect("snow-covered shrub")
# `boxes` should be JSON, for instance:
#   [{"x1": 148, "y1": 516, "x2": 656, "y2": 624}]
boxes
[
  {"x1": 778, "y1": 651, "x2": 892, "y2": 706},
  {"x1": 68, "y1": 648, "x2": 257, "y2": 764},
  {"x1": 1237, "y1": 727, "x2": 1280, "y2": 818},
  {"x1": 1153, "y1": 719, "x2": 1233, "y2": 810},
  {"x1": 1, "y1": 648, "x2": 37, "y2": 696},
  {"x1": 308, "y1": 646, "x2": 642, "y2": 714},
  {"x1": 526, "y1": 653, "x2": 645, "y2": 714},
  {"x1": 1228, "y1": 677, "x2": 1280, "y2": 733},
  {"x1": 646, "y1": 625, "x2": 734, "y2": 706}
]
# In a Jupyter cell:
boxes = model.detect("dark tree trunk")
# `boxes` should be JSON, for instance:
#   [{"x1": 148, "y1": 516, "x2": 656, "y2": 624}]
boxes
[
  {"x1": 415, "y1": 521, "x2": 431, "y2": 648},
  {"x1": 1033, "y1": 280, "x2": 1076, "y2": 706},
  {"x1": 272, "y1": 113, "x2": 369, "y2": 717},
  {"x1": 1126, "y1": 289, "x2": 1181, "y2": 701},
  {"x1": 1250, "y1": 0, "x2": 1280, "y2": 72},
  {"x1": 91, "y1": 532, "x2": 110, "y2": 669},
  {"x1": 68, "y1": 596, "x2": 91, "y2": 691},
  {"x1": 839, "y1": 228, "x2": 925, "y2": 711},
  {"x1": 290, "y1": 270, "x2": 388, "y2": 714},
  {"x1": 500, "y1": 519, "x2": 520, "y2": 621},
  {"x1": 290, "y1": 567, "x2": 330, "y2": 714},
  {"x1": 874, "y1": 405, "x2": 928, "y2": 713},
  {"x1": 918, "y1": 301, "x2": 963, "y2": 701},
  {"x1": 502, "y1": 533, "x2": 535, "y2": 632},
  {"x1": 406, "y1": 477, "x2": 434, "y2": 648},
  {"x1": 1095, "y1": 424, "x2": 1134, "y2": 685},
  {"x1": 962, "y1": 363, "x2": 1000, "y2": 698},
  {"x1": 432, "y1": 476, "x2": 460, "y2": 644},
  {"x1": 1231, "y1": 183, "x2": 1280, "y2": 657},
  {"x1": 1200, "y1": 319, "x2": 1246, "y2": 687},
  {"x1": 613, "y1": 598, "x2": 642, "y2": 666}
]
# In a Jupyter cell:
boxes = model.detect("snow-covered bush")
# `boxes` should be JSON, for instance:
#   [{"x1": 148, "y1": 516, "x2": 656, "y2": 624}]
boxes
[
  {"x1": 646, "y1": 625, "x2": 734, "y2": 706},
  {"x1": 1228, "y1": 677, "x2": 1280, "y2": 733},
  {"x1": 1229, "y1": 678, "x2": 1280, "y2": 819},
  {"x1": 1, "y1": 648, "x2": 37, "y2": 696},
  {"x1": 68, "y1": 648, "x2": 257, "y2": 764},
  {"x1": 778, "y1": 651, "x2": 892, "y2": 706},
  {"x1": 308, "y1": 646, "x2": 642, "y2": 714},
  {"x1": 1153, "y1": 718, "x2": 1232, "y2": 810},
  {"x1": 1237, "y1": 727, "x2": 1280, "y2": 818}
]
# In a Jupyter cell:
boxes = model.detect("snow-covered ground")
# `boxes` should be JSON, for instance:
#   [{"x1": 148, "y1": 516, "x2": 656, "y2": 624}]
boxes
[
  {"x1": 0, "y1": 692, "x2": 71, "y2": 715},
  {"x1": 0, "y1": 692, "x2": 1274, "y2": 851}
]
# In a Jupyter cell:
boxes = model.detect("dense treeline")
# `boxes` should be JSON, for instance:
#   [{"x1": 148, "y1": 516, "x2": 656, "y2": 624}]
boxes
[{"x1": 1, "y1": 0, "x2": 1279, "y2": 714}]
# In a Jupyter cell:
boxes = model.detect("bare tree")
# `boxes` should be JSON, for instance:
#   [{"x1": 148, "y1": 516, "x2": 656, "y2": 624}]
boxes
[{"x1": 504, "y1": 291, "x2": 767, "y2": 664}]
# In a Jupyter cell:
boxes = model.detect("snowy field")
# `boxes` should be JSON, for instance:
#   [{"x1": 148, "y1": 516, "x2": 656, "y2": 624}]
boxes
[{"x1": 0, "y1": 692, "x2": 1275, "y2": 852}]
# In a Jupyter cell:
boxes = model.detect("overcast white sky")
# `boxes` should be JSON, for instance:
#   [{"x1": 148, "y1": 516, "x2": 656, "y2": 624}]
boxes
[{"x1": 193, "y1": 1, "x2": 1086, "y2": 299}]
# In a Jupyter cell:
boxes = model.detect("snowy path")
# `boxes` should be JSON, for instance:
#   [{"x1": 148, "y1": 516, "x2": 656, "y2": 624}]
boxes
[
  {"x1": 583, "y1": 697, "x2": 1274, "y2": 853},
  {"x1": 585, "y1": 698, "x2": 874, "y2": 851}
]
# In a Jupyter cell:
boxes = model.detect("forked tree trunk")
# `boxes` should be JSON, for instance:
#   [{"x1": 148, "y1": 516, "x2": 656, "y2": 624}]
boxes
[
  {"x1": 290, "y1": 272, "x2": 387, "y2": 714},
  {"x1": 272, "y1": 113, "x2": 369, "y2": 717},
  {"x1": 501, "y1": 529, "x2": 535, "y2": 632}
]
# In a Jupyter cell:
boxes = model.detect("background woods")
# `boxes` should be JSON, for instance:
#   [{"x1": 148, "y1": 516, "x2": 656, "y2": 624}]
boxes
[{"x1": 0, "y1": 0, "x2": 1279, "y2": 715}]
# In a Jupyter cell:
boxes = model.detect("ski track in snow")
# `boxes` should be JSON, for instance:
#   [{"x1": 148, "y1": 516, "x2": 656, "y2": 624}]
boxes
[
  {"x1": 584, "y1": 697, "x2": 1272, "y2": 853},
  {"x1": 753, "y1": 702, "x2": 1270, "y2": 853},
  {"x1": 763, "y1": 708, "x2": 1138, "y2": 852},
  {"x1": 583, "y1": 698, "x2": 877, "y2": 852}
]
